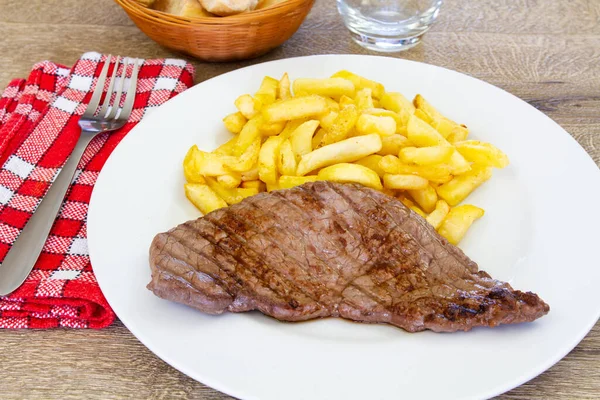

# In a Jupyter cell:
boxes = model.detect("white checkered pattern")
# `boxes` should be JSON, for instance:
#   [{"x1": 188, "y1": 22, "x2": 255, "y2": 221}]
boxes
[
  {"x1": 68, "y1": 238, "x2": 88, "y2": 256},
  {"x1": 154, "y1": 77, "x2": 178, "y2": 90},
  {"x1": 165, "y1": 58, "x2": 187, "y2": 67},
  {"x1": 50, "y1": 270, "x2": 81, "y2": 280},
  {"x1": 53, "y1": 96, "x2": 79, "y2": 113},
  {"x1": 81, "y1": 52, "x2": 102, "y2": 62},
  {"x1": 0, "y1": 186, "x2": 14, "y2": 205},
  {"x1": 4, "y1": 155, "x2": 34, "y2": 179},
  {"x1": 68, "y1": 75, "x2": 94, "y2": 92}
]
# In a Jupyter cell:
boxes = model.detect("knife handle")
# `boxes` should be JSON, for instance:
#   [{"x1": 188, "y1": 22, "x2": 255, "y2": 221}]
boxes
[{"x1": 0, "y1": 134, "x2": 94, "y2": 296}]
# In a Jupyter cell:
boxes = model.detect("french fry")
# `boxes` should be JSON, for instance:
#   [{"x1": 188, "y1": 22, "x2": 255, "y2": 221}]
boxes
[
  {"x1": 345, "y1": 128, "x2": 359, "y2": 138},
  {"x1": 339, "y1": 95, "x2": 354, "y2": 108},
  {"x1": 323, "y1": 96, "x2": 340, "y2": 112},
  {"x1": 430, "y1": 118, "x2": 455, "y2": 139},
  {"x1": 319, "y1": 110, "x2": 338, "y2": 130},
  {"x1": 407, "y1": 115, "x2": 471, "y2": 174},
  {"x1": 354, "y1": 88, "x2": 374, "y2": 110},
  {"x1": 381, "y1": 92, "x2": 416, "y2": 115},
  {"x1": 379, "y1": 155, "x2": 453, "y2": 183},
  {"x1": 354, "y1": 154, "x2": 385, "y2": 177},
  {"x1": 278, "y1": 73, "x2": 291, "y2": 100},
  {"x1": 397, "y1": 193, "x2": 416, "y2": 208},
  {"x1": 311, "y1": 128, "x2": 327, "y2": 149},
  {"x1": 184, "y1": 169, "x2": 206, "y2": 184},
  {"x1": 413, "y1": 94, "x2": 469, "y2": 140},
  {"x1": 241, "y1": 168, "x2": 259, "y2": 181},
  {"x1": 297, "y1": 134, "x2": 382, "y2": 176},
  {"x1": 184, "y1": 145, "x2": 232, "y2": 176},
  {"x1": 398, "y1": 193, "x2": 429, "y2": 216},
  {"x1": 331, "y1": 70, "x2": 385, "y2": 99},
  {"x1": 222, "y1": 112, "x2": 247, "y2": 134},
  {"x1": 378, "y1": 134, "x2": 410, "y2": 156},
  {"x1": 258, "y1": 136, "x2": 284, "y2": 184},
  {"x1": 362, "y1": 108, "x2": 406, "y2": 134},
  {"x1": 447, "y1": 125, "x2": 469, "y2": 143},
  {"x1": 413, "y1": 94, "x2": 442, "y2": 120},
  {"x1": 183, "y1": 145, "x2": 207, "y2": 183},
  {"x1": 413, "y1": 108, "x2": 433, "y2": 124},
  {"x1": 254, "y1": 76, "x2": 279, "y2": 106},
  {"x1": 278, "y1": 175, "x2": 320, "y2": 189},
  {"x1": 436, "y1": 166, "x2": 493, "y2": 206},
  {"x1": 184, "y1": 183, "x2": 227, "y2": 215},
  {"x1": 235, "y1": 94, "x2": 262, "y2": 119},
  {"x1": 206, "y1": 177, "x2": 259, "y2": 205},
  {"x1": 223, "y1": 137, "x2": 260, "y2": 172},
  {"x1": 454, "y1": 140, "x2": 509, "y2": 168},
  {"x1": 437, "y1": 205, "x2": 484, "y2": 245},
  {"x1": 213, "y1": 136, "x2": 237, "y2": 156},
  {"x1": 279, "y1": 118, "x2": 308, "y2": 140},
  {"x1": 277, "y1": 140, "x2": 297, "y2": 176},
  {"x1": 384, "y1": 174, "x2": 429, "y2": 190},
  {"x1": 217, "y1": 173, "x2": 242, "y2": 189},
  {"x1": 266, "y1": 181, "x2": 280, "y2": 192},
  {"x1": 259, "y1": 120, "x2": 285, "y2": 136},
  {"x1": 410, "y1": 205, "x2": 427, "y2": 218},
  {"x1": 231, "y1": 187, "x2": 260, "y2": 203},
  {"x1": 447, "y1": 151, "x2": 472, "y2": 175},
  {"x1": 234, "y1": 115, "x2": 262, "y2": 155},
  {"x1": 262, "y1": 95, "x2": 329, "y2": 122},
  {"x1": 382, "y1": 187, "x2": 395, "y2": 197},
  {"x1": 407, "y1": 114, "x2": 446, "y2": 146},
  {"x1": 399, "y1": 146, "x2": 454, "y2": 165},
  {"x1": 290, "y1": 120, "x2": 319, "y2": 160},
  {"x1": 319, "y1": 104, "x2": 359, "y2": 147},
  {"x1": 425, "y1": 200, "x2": 450, "y2": 229},
  {"x1": 293, "y1": 78, "x2": 355, "y2": 98},
  {"x1": 317, "y1": 163, "x2": 383, "y2": 190},
  {"x1": 408, "y1": 185, "x2": 438, "y2": 213},
  {"x1": 356, "y1": 114, "x2": 396, "y2": 136},
  {"x1": 241, "y1": 180, "x2": 264, "y2": 190},
  {"x1": 379, "y1": 154, "x2": 405, "y2": 173}
]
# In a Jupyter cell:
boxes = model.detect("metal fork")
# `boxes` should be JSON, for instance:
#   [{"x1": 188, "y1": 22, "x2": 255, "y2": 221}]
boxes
[{"x1": 0, "y1": 55, "x2": 140, "y2": 296}]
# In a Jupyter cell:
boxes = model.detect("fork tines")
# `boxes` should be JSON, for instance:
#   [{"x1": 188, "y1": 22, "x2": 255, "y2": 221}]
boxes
[{"x1": 82, "y1": 55, "x2": 140, "y2": 122}]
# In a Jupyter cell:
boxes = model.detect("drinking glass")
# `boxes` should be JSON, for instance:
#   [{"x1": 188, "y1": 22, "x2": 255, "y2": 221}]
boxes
[{"x1": 337, "y1": 0, "x2": 443, "y2": 52}]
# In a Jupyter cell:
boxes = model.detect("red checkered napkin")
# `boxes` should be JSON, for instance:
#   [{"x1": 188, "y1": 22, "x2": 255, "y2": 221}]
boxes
[{"x1": 0, "y1": 52, "x2": 195, "y2": 329}]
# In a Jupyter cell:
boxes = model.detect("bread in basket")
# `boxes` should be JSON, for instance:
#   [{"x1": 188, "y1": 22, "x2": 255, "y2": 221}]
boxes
[{"x1": 114, "y1": 0, "x2": 316, "y2": 62}]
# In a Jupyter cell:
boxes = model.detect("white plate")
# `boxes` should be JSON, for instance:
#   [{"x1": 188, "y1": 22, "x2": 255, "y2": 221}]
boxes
[{"x1": 88, "y1": 55, "x2": 600, "y2": 400}]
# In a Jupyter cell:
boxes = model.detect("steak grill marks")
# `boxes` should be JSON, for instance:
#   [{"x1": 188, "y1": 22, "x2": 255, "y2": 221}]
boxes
[{"x1": 148, "y1": 181, "x2": 549, "y2": 332}]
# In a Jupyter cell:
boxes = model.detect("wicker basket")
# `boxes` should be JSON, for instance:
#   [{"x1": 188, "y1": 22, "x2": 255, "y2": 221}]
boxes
[{"x1": 114, "y1": 0, "x2": 315, "y2": 62}]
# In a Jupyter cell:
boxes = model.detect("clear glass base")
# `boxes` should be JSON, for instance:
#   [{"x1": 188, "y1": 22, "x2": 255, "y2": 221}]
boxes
[{"x1": 349, "y1": 31, "x2": 424, "y2": 52}]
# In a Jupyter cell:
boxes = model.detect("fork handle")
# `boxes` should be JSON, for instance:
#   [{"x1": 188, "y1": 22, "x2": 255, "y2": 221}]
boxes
[{"x1": 0, "y1": 133, "x2": 96, "y2": 296}]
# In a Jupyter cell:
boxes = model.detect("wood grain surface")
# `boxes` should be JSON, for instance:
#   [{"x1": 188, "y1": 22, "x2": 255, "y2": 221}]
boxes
[{"x1": 0, "y1": 0, "x2": 599, "y2": 399}]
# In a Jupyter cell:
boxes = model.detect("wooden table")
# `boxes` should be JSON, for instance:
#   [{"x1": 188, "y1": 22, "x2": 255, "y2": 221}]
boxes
[{"x1": 1, "y1": 0, "x2": 599, "y2": 398}]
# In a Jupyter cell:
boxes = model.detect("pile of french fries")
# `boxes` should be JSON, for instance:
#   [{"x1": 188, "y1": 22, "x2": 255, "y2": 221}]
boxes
[{"x1": 183, "y1": 70, "x2": 509, "y2": 245}]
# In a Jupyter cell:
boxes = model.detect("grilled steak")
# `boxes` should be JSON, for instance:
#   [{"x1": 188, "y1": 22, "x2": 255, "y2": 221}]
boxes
[{"x1": 148, "y1": 181, "x2": 549, "y2": 333}]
